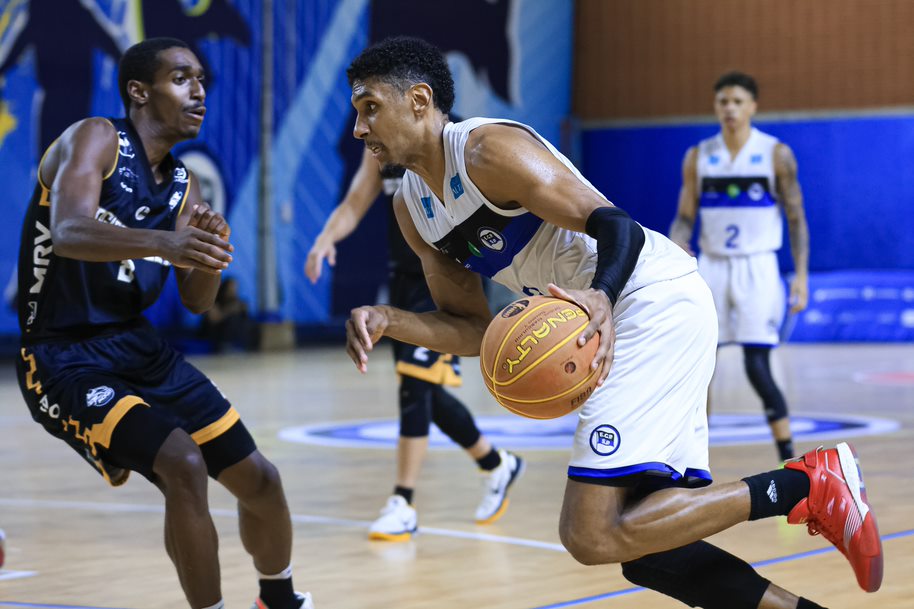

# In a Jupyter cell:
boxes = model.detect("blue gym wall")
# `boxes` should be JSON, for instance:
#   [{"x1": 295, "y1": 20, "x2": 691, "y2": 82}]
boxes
[{"x1": 580, "y1": 114, "x2": 914, "y2": 341}]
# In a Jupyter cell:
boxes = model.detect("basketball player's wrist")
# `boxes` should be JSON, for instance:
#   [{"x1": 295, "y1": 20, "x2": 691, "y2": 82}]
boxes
[{"x1": 585, "y1": 207, "x2": 645, "y2": 306}]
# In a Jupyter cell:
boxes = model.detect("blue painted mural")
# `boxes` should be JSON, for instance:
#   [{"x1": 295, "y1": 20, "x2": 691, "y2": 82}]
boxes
[{"x1": 0, "y1": 0, "x2": 573, "y2": 339}]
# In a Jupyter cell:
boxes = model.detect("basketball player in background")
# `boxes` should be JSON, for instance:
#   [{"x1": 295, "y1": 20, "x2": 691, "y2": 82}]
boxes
[
  {"x1": 344, "y1": 36, "x2": 881, "y2": 608},
  {"x1": 15, "y1": 38, "x2": 311, "y2": 609},
  {"x1": 306, "y1": 146, "x2": 524, "y2": 540},
  {"x1": 670, "y1": 71, "x2": 810, "y2": 462}
]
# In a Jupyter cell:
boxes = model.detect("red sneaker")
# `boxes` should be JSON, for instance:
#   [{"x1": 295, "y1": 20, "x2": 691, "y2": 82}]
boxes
[
  {"x1": 785, "y1": 442, "x2": 883, "y2": 592},
  {"x1": 0, "y1": 528, "x2": 6, "y2": 569}
]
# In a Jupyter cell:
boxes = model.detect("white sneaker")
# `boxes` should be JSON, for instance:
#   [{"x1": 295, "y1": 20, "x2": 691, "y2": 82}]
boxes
[
  {"x1": 252, "y1": 591, "x2": 313, "y2": 609},
  {"x1": 369, "y1": 495, "x2": 418, "y2": 541},
  {"x1": 475, "y1": 450, "x2": 525, "y2": 524}
]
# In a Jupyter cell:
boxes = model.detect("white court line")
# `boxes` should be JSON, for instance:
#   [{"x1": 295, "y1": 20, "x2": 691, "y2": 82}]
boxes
[
  {"x1": 0, "y1": 498, "x2": 566, "y2": 553},
  {"x1": 0, "y1": 569, "x2": 39, "y2": 581}
]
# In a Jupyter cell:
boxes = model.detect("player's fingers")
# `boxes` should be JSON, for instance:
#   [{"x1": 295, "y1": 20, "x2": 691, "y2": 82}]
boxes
[
  {"x1": 547, "y1": 282, "x2": 576, "y2": 305},
  {"x1": 344, "y1": 319, "x2": 369, "y2": 373},
  {"x1": 327, "y1": 248, "x2": 337, "y2": 268},
  {"x1": 304, "y1": 254, "x2": 322, "y2": 283},
  {"x1": 352, "y1": 309, "x2": 376, "y2": 352},
  {"x1": 194, "y1": 229, "x2": 233, "y2": 253},
  {"x1": 595, "y1": 321, "x2": 615, "y2": 385},
  {"x1": 184, "y1": 249, "x2": 230, "y2": 271}
]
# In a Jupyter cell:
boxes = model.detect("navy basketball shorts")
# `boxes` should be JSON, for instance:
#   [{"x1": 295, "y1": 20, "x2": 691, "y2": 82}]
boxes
[
  {"x1": 17, "y1": 323, "x2": 256, "y2": 486},
  {"x1": 389, "y1": 272, "x2": 461, "y2": 387}
]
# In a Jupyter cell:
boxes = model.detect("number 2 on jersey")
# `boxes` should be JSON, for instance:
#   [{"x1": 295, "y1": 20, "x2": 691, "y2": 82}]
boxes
[{"x1": 725, "y1": 225, "x2": 740, "y2": 249}]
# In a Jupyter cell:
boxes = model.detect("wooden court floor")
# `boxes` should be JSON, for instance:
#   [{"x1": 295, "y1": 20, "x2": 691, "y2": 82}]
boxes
[{"x1": 1, "y1": 343, "x2": 912, "y2": 609}]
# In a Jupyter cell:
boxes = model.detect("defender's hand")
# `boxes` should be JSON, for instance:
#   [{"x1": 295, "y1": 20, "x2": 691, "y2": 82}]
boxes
[
  {"x1": 305, "y1": 237, "x2": 337, "y2": 283},
  {"x1": 189, "y1": 204, "x2": 231, "y2": 240},
  {"x1": 162, "y1": 225, "x2": 233, "y2": 273},
  {"x1": 345, "y1": 305, "x2": 389, "y2": 373},
  {"x1": 547, "y1": 283, "x2": 614, "y2": 386}
]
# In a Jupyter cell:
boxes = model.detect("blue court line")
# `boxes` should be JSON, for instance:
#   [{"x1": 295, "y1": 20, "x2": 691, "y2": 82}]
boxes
[
  {"x1": 0, "y1": 604, "x2": 132, "y2": 609},
  {"x1": 528, "y1": 528, "x2": 914, "y2": 609}
]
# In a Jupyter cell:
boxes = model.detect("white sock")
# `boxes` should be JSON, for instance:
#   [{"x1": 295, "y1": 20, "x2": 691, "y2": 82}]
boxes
[
  {"x1": 200, "y1": 600, "x2": 224, "y2": 609},
  {"x1": 257, "y1": 565, "x2": 293, "y2": 580}
]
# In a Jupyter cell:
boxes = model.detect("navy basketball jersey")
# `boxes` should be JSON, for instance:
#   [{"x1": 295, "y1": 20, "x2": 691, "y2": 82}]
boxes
[{"x1": 18, "y1": 117, "x2": 191, "y2": 341}]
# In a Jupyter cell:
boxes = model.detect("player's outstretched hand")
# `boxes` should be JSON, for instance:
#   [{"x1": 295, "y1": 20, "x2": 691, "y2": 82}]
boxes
[
  {"x1": 547, "y1": 283, "x2": 614, "y2": 386},
  {"x1": 305, "y1": 237, "x2": 337, "y2": 283},
  {"x1": 346, "y1": 305, "x2": 389, "y2": 373},
  {"x1": 189, "y1": 204, "x2": 231, "y2": 240}
]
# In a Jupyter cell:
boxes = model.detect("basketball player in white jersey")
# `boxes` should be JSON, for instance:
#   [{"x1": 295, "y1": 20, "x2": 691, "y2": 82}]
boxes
[
  {"x1": 342, "y1": 37, "x2": 881, "y2": 608},
  {"x1": 670, "y1": 72, "x2": 810, "y2": 462}
]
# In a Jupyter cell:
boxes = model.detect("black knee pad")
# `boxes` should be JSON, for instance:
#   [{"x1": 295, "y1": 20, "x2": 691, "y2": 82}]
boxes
[
  {"x1": 743, "y1": 346, "x2": 789, "y2": 422},
  {"x1": 430, "y1": 387, "x2": 481, "y2": 449},
  {"x1": 399, "y1": 375, "x2": 434, "y2": 437},
  {"x1": 621, "y1": 541, "x2": 770, "y2": 609},
  {"x1": 199, "y1": 419, "x2": 257, "y2": 479}
]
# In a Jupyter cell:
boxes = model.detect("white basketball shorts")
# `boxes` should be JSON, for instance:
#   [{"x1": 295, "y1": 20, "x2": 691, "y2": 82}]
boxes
[
  {"x1": 568, "y1": 271, "x2": 717, "y2": 486},
  {"x1": 697, "y1": 251, "x2": 785, "y2": 346}
]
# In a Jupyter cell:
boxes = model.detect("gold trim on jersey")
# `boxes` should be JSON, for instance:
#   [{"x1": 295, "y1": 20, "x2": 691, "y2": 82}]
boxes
[
  {"x1": 61, "y1": 396, "x2": 148, "y2": 455},
  {"x1": 35, "y1": 137, "x2": 58, "y2": 192},
  {"x1": 396, "y1": 354, "x2": 463, "y2": 387},
  {"x1": 191, "y1": 406, "x2": 240, "y2": 445},
  {"x1": 19, "y1": 348, "x2": 43, "y2": 395},
  {"x1": 100, "y1": 118, "x2": 120, "y2": 180},
  {"x1": 176, "y1": 172, "x2": 192, "y2": 218}
]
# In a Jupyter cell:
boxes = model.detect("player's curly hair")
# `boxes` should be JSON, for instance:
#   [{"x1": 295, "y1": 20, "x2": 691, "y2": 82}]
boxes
[
  {"x1": 714, "y1": 71, "x2": 758, "y2": 100},
  {"x1": 119, "y1": 37, "x2": 191, "y2": 111},
  {"x1": 347, "y1": 36, "x2": 455, "y2": 114}
]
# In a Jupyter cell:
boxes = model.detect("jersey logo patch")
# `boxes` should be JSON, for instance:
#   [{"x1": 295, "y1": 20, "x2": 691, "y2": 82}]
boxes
[
  {"x1": 168, "y1": 191, "x2": 184, "y2": 210},
  {"x1": 174, "y1": 167, "x2": 189, "y2": 184},
  {"x1": 135, "y1": 205, "x2": 151, "y2": 221},
  {"x1": 747, "y1": 182, "x2": 765, "y2": 201},
  {"x1": 450, "y1": 174, "x2": 465, "y2": 199},
  {"x1": 750, "y1": 153, "x2": 763, "y2": 164},
  {"x1": 117, "y1": 131, "x2": 135, "y2": 159},
  {"x1": 477, "y1": 227, "x2": 505, "y2": 251},
  {"x1": 420, "y1": 196, "x2": 434, "y2": 219},
  {"x1": 709, "y1": 155, "x2": 720, "y2": 165},
  {"x1": 590, "y1": 424, "x2": 620, "y2": 456},
  {"x1": 86, "y1": 386, "x2": 115, "y2": 408}
]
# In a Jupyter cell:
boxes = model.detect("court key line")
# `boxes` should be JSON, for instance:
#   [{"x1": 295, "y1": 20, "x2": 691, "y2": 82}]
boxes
[
  {"x1": 528, "y1": 528, "x2": 914, "y2": 609},
  {"x1": 2, "y1": 499, "x2": 910, "y2": 609},
  {"x1": 0, "y1": 497, "x2": 565, "y2": 552}
]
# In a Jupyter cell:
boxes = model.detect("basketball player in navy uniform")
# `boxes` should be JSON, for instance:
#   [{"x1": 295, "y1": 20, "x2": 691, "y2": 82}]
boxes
[
  {"x1": 15, "y1": 38, "x2": 311, "y2": 609},
  {"x1": 670, "y1": 72, "x2": 810, "y2": 462},
  {"x1": 343, "y1": 37, "x2": 882, "y2": 608},
  {"x1": 306, "y1": 147, "x2": 523, "y2": 540}
]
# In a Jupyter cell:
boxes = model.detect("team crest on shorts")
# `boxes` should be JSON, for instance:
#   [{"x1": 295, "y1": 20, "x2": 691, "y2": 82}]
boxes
[
  {"x1": 86, "y1": 386, "x2": 115, "y2": 408},
  {"x1": 590, "y1": 424, "x2": 620, "y2": 456}
]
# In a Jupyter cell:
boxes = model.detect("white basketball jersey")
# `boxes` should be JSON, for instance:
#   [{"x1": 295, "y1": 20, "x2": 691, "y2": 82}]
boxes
[
  {"x1": 696, "y1": 128, "x2": 782, "y2": 256},
  {"x1": 399, "y1": 118, "x2": 696, "y2": 300}
]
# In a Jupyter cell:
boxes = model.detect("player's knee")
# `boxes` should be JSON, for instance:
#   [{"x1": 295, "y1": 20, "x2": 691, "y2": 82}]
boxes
[
  {"x1": 430, "y1": 386, "x2": 480, "y2": 448},
  {"x1": 559, "y1": 515, "x2": 628, "y2": 565},
  {"x1": 399, "y1": 375, "x2": 434, "y2": 437},
  {"x1": 247, "y1": 455, "x2": 284, "y2": 499},
  {"x1": 153, "y1": 432, "x2": 208, "y2": 493}
]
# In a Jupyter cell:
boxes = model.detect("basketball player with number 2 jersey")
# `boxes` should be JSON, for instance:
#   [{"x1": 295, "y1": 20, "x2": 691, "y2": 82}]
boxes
[{"x1": 670, "y1": 71, "x2": 811, "y2": 463}]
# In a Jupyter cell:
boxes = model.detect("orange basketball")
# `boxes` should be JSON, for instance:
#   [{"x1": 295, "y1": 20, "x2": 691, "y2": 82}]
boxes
[{"x1": 480, "y1": 296, "x2": 602, "y2": 419}]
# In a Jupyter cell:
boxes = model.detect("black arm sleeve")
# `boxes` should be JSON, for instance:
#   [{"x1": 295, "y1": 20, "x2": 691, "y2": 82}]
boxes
[{"x1": 585, "y1": 206, "x2": 645, "y2": 305}]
